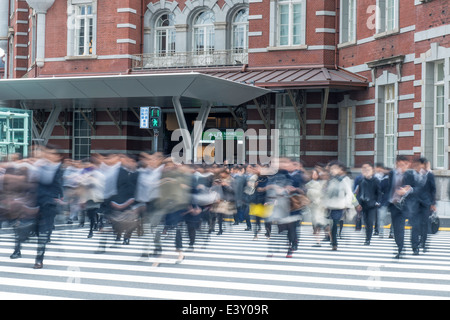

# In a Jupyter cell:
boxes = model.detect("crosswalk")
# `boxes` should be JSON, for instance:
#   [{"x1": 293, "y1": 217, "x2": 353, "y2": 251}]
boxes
[{"x1": 0, "y1": 221, "x2": 449, "y2": 300}]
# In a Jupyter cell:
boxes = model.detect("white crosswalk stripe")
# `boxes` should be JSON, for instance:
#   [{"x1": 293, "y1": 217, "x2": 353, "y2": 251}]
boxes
[{"x1": 0, "y1": 223, "x2": 449, "y2": 300}]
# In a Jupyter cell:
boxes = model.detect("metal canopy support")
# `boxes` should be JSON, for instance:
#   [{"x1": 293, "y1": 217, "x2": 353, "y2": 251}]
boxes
[
  {"x1": 253, "y1": 97, "x2": 270, "y2": 131},
  {"x1": 320, "y1": 88, "x2": 330, "y2": 136},
  {"x1": 106, "y1": 108, "x2": 122, "y2": 135},
  {"x1": 79, "y1": 108, "x2": 96, "y2": 136},
  {"x1": 287, "y1": 89, "x2": 306, "y2": 136},
  {"x1": 20, "y1": 101, "x2": 41, "y2": 143},
  {"x1": 172, "y1": 96, "x2": 193, "y2": 160},
  {"x1": 40, "y1": 104, "x2": 63, "y2": 145},
  {"x1": 196, "y1": 100, "x2": 212, "y2": 131},
  {"x1": 172, "y1": 96, "x2": 214, "y2": 163},
  {"x1": 227, "y1": 106, "x2": 243, "y2": 128}
]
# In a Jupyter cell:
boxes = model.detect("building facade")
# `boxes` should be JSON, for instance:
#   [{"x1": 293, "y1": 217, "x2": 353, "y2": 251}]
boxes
[{"x1": 1, "y1": 1, "x2": 449, "y2": 180}]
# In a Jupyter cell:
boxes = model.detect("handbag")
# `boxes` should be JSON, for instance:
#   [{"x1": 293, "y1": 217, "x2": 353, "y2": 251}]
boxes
[
  {"x1": 211, "y1": 200, "x2": 236, "y2": 215},
  {"x1": 429, "y1": 211, "x2": 440, "y2": 234},
  {"x1": 249, "y1": 203, "x2": 273, "y2": 218},
  {"x1": 289, "y1": 193, "x2": 310, "y2": 212}
]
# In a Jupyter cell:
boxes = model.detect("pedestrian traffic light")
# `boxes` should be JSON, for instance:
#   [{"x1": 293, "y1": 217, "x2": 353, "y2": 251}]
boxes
[{"x1": 150, "y1": 107, "x2": 161, "y2": 129}]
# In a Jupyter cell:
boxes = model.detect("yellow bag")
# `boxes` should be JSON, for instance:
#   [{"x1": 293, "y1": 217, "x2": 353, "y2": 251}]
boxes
[{"x1": 250, "y1": 203, "x2": 273, "y2": 218}]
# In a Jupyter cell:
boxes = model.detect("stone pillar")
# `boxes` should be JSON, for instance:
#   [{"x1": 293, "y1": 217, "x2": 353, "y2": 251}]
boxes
[{"x1": 25, "y1": 0, "x2": 55, "y2": 67}]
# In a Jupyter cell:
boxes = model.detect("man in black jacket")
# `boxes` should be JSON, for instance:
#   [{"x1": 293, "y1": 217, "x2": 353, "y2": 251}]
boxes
[
  {"x1": 356, "y1": 163, "x2": 382, "y2": 245},
  {"x1": 410, "y1": 158, "x2": 436, "y2": 254},
  {"x1": 387, "y1": 156, "x2": 418, "y2": 258}
]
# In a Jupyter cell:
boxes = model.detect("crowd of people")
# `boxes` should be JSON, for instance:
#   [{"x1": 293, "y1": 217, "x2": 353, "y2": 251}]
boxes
[{"x1": 0, "y1": 145, "x2": 438, "y2": 269}]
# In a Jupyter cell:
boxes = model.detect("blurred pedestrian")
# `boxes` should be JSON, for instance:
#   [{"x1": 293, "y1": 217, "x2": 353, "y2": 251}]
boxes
[
  {"x1": 210, "y1": 170, "x2": 236, "y2": 235},
  {"x1": 374, "y1": 163, "x2": 391, "y2": 238},
  {"x1": 387, "y1": 156, "x2": 417, "y2": 259},
  {"x1": 77, "y1": 158, "x2": 105, "y2": 238},
  {"x1": 410, "y1": 157, "x2": 436, "y2": 254},
  {"x1": 322, "y1": 161, "x2": 354, "y2": 251},
  {"x1": 33, "y1": 145, "x2": 64, "y2": 269},
  {"x1": 356, "y1": 163, "x2": 382, "y2": 245},
  {"x1": 305, "y1": 168, "x2": 329, "y2": 246}
]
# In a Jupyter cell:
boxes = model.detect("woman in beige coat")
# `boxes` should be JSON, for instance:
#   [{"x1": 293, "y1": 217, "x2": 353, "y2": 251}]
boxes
[{"x1": 305, "y1": 168, "x2": 330, "y2": 247}]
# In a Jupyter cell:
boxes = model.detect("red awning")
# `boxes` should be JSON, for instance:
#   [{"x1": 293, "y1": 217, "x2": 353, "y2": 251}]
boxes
[{"x1": 202, "y1": 66, "x2": 368, "y2": 90}]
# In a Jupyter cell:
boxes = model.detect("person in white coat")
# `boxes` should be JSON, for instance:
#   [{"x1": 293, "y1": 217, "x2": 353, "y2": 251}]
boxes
[{"x1": 305, "y1": 168, "x2": 329, "y2": 247}]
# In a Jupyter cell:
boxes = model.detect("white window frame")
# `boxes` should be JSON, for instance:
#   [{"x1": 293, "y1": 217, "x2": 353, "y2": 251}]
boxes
[
  {"x1": 232, "y1": 8, "x2": 249, "y2": 54},
  {"x1": 434, "y1": 61, "x2": 446, "y2": 169},
  {"x1": 376, "y1": 0, "x2": 399, "y2": 35},
  {"x1": 277, "y1": 0, "x2": 306, "y2": 47},
  {"x1": 67, "y1": 0, "x2": 97, "y2": 58},
  {"x1": 276, "y1": 94, "x2": 301, "y2": 160},
  {"x1": 72, "y1": 109, "x2": 92, "y2": 161},
  {"x1": 155, "y1": 13, "x2": 176, "y2": 57},
  {"x1": 384, "y1": 84, "x2": 396, "y2": 169},
  {"x1": 270, "y1": 0, "x2": 306, "y2": 48},
  {"x1": 193, "y1": 10, "x2": 215, "y2": 55},
  {"x1": 340, "y1": 0, "x2": 356, "y2": 45},
  {"x1": 74, "y1": 4, "x2": 94, "y2": 56}
]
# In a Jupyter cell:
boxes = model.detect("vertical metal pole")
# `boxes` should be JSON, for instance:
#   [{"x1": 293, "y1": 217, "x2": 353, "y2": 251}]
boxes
[{"x1": 153, "y1": 129, "x2": 158, "y2": 153}]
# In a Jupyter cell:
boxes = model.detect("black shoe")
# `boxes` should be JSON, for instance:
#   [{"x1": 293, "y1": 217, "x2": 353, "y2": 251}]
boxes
[
  {"x1": 394, "y1": 252, "x2": 403, "y2": 259},
  {"x1": 33, "y1": 262, "x2": 43, "y2": 269},
  {"x1": 10, "y1": 251, "x2": 21, "y2": 259},
  {"x1": 413, "y1": 248, "x2": 419, "y2": 255},
  {"x1": 364, "y1": 240, "x2": 370, "y2": 246},
  {"x1": 123, "y1": 238, "x2": 130, "y2": 245},
  {"x1": 87, "y1": 231, "x2": 93, "y2": 238}
]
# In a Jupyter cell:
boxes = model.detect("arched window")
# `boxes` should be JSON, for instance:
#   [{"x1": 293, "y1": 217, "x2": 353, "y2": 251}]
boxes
[
  {"x1": 155, "y1": 13, "x2": 176, "y2": 56},
  {"x1": 193, "y1": 10, "x2": 215, "y2": 55},
  {"x1": 232, "y1": 8, "x2": 248, "y2": 54}
]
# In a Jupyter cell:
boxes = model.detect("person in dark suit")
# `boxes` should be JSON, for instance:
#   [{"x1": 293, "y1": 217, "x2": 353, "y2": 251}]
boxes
[
  {"x1": 34, "y1": 145, "x2": 64, "y2": 269},
  {"x1": 387, "y1": 156, "x2": 417, "y2": 259},
  {"x1": 410, "y1": 157, "x2": 436, "y2": 254},
  {"x1": 356, "y1": 162, "x2": 382, "y2": 245},
  {"x1": 110, "y1": 154, "x2": 139, "y2": 244}
]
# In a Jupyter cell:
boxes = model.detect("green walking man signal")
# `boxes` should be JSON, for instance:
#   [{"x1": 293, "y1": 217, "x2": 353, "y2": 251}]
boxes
[
  {"x1": 150, "y1": 107, "x2": 161, "y2": 129},
  {"x1": 150, "y1": 106, "x2": 161, "y2": 129}
]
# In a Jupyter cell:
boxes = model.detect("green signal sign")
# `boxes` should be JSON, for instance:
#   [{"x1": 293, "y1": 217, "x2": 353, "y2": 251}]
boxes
[{"x1": 149, "y1": 107, "x2": 161, "y2": 128}]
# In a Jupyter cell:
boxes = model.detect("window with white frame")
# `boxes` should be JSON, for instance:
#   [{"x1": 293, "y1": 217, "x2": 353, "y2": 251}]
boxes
[
  {"x1": 376, "y1": 0, "x2": 398, "y2": 34},
  {"x1": 277, "y1": 0, "x2": 306, "y2": 47},
  {"x1": 434, "y1": 62, "x2": 445, "y2": 169},
  {"x1": 232, "y1": 8, "x2": 249, "y2": 54},
  {"x1": 276, "y1": 94, "x2": 301, "y2": 159},
  {"x1": 73, "y1": 110, "x2": 91, "y2": 160},
  {"x1": 72, "y1": 3, "x2": 95, "y2": 56},
  {"x1": 340, "y1": 0, "x2": 356, "y2": 44},
  {"x1": 155, "y1": 13, "x2": 176, "y2": 57},
  {"x1": 193, "y1": 10, "x2": 215, "y2": 55},
  {"x1": 384, "y1": 84, "x2": 396, "y2": 168}
]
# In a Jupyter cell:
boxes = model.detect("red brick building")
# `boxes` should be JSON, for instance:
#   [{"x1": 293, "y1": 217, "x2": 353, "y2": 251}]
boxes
[{"x1": 1, "y1": 0, "x2": 449, "y2": 178}]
